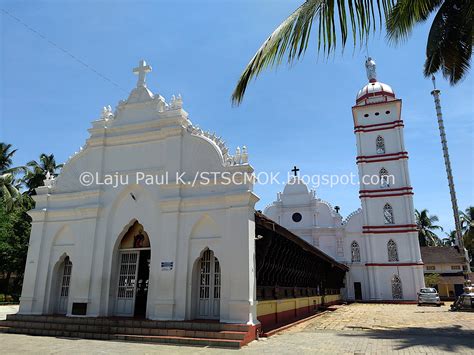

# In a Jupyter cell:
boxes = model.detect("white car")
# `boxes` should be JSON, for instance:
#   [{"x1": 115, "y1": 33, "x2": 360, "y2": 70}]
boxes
[{"x1": 418, "y1": 288, "x2": 442, "y2": 306}]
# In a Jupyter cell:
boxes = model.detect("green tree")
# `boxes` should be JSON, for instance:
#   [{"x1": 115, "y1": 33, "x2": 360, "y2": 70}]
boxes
[
  {"x1": 0, "y1": 143, "x2": 19, "y2": 174},
  {"x1": 0, "y1": 173, "x2": 21, "y2": 212},
  {"x1": 24, "y1": 153, "x2": 63, "y2": 195},
  {"x1": 0, "y1": 197, "x2": 33, "y2": 298},
  {"x1": 424, "y1": 273, "x2": 440, "y2": 288},
  {"x1": 0, "y1": 143, "x2": 24, "y2": 211},
  {"x1": 460, "y1": 206, "x2": 474, "y2": 268},
  {"x1": 232, "y1": 0, "x2": 474, "y2": 104},
  {"x1": 416, "y1": 209, "x2": 443, "y2": 246},
  {"x1": 442, "y1": 230, "x2": 456, "y2": 246}
]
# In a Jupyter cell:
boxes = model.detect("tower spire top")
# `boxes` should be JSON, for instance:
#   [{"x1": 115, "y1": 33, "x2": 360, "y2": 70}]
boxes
[
  {"x1": 365, "y1": 57, "x2": 377, "y2": 83},
  {"x1": 431, "y1": 74, "x2": 438, "y2": 91}
]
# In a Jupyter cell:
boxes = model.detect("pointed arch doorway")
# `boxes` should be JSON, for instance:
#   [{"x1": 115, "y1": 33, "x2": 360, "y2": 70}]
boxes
[
  {"x1": 54, "y1": 256, "x2": 72, "y2": 315},
  {"x1": 115, "y1": 221, "x2": 151, "y2": 317},
  {"x1": 194, "y1": 249, "x2": 221, "y2": 319}
]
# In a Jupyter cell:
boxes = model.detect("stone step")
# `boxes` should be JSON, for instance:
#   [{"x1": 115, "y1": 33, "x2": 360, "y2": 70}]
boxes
[
  {"x1": 1, "y1": 320, "x2": 247, "y2": 341},
  {"x1": 6, "y1": 326, "x2": 111, "y2": 340},
  {"x1": 1, "y1": 325, "x2": 244, "y2": 348},
  {"x1": 5, "y1": 314, "x2": 248, "y2": 332},
  {"x1": 0, "y1": 325, "x2": 10, "y2": 333},
  {"x1": 0, "y1": 315, "x2": 258, "y2": 349}
]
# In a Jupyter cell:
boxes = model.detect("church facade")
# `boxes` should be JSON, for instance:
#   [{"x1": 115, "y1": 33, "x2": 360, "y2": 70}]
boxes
[
  {"x1": 265, "y1": 58, "x2": 425, "y2": 301},
  {"x1": 19, "y1": 60, "x2": 260, "y2": 324},
  {"x1": 18, "y1": 58, "x2": 423, "y2": 329}
]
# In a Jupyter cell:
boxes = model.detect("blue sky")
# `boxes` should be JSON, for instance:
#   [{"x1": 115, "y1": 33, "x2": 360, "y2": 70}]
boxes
[{"x1": 1, "y1": 0, "x2": 472, "y2": 233}]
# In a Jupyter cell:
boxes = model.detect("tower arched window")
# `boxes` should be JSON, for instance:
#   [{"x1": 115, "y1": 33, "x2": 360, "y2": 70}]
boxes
[
  {"x1": 351, "y1": 241, "x2": 361, "y2": 263},
  {"x1": 383, "y1": 203, "x2": 394, "y2": 224},
  {"x1": 376, "y1": 136, "x2": 385, "y2": 154},
  {"x1": 387, "y1": 239, "x2": 399, "y2": 262},
  {"x1": 391, "y1": 274, "x2": 403, "y2": 299},
  {"x1": 379, "y1": 168, "x2": 390, "y2": 188}
]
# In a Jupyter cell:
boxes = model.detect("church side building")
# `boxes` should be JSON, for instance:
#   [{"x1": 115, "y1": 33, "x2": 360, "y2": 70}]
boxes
[{"x1": 265, "y1": 58, "x2": 425, "y2": 301}]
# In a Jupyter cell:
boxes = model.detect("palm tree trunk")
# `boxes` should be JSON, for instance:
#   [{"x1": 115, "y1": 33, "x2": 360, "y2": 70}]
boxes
[{"x1": 430, "y1": 76, "x2": 468, "y2": 272}]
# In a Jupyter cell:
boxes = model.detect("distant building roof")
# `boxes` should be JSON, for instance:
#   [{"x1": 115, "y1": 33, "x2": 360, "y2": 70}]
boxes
[{"x1": 421, "y1": 246, "x2": 465, "y2": 264}]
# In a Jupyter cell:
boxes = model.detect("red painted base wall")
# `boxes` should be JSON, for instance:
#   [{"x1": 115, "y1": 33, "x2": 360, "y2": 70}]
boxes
[{"x1": 257, "y1": 299, "x2": 341, "y2": 333}]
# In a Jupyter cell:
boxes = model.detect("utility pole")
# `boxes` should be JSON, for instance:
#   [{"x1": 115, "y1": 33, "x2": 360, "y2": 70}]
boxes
[{"x1": 430, "y1": 76, "x2": 469, "y2": 275}]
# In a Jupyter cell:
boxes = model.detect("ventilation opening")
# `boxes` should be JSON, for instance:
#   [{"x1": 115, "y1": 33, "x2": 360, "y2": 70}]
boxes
[{"x1": 72, "y1": 303, "x2": 87, "y2": 315}]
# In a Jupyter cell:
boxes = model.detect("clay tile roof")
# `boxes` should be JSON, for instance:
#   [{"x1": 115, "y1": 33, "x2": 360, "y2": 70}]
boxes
[
  {"x1": 255, "y1": 211, "x2": 349, "y2": 272},
  {"x1": 420, "y1": 246, "x2": 465, "y2": 264}
]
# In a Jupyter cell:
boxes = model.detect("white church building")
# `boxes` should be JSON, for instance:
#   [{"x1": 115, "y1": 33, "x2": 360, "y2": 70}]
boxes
[
  {"x1": 265, "y1": 58, "x2": 425, "y2": 301},
  {"x1": 20, "y1": 60, "x2": 261, "y2": 324},
  {"x1": 17, "y1": 58, "x2": 424, "y2": 331}
]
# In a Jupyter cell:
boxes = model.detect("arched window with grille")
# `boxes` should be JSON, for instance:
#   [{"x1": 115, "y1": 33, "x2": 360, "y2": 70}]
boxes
[
  {"x1": 383, "y1": 203, "x2": 394, "y2": 224},
  {"x1": 387, "y1": 239, "x2": 399, "y2": 262},
  {"x1": 391, "y1": 274, "x2": 403, "y2": 299},
  {"x1": 351, "y1": 241, "x2": 361, "y2": 262},
  {"x1": 376, "y1": 135, "x2": 385, "y2": 154},
  {"x1": 379, "y1": 168, "x2": 390, "y2": 188}
]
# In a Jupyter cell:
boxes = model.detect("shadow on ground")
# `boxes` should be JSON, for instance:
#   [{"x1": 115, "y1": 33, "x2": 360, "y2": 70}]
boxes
[{"x1": 339, "y1": 325, "x2": 474, "y2": 352}]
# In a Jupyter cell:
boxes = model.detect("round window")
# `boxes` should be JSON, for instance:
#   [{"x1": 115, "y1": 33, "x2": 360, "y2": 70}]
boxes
[{"x1": 292, "y1": 212, "x2": 302, "y2": 222}]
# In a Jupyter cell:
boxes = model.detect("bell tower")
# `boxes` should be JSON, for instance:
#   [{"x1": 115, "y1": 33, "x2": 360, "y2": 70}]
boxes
[{"x1": 351, "y1": 58, "x2": 424, "y2": 300}]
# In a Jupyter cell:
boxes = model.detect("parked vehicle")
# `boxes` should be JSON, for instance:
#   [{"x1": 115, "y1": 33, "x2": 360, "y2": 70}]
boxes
[
  {"x1": 417, "y1": 288, "x2": 442, "y2": 306},
  {"x1": 450, "y1": 284, "x2": 474, "y2": 312}
]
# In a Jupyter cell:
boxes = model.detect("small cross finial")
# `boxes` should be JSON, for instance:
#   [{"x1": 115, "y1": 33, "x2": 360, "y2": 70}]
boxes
[
  {"x1": 335, "y1": 206, "x2": 340, "y2": 213},
  {"x1": 291, "y1": 166, "x2": 300, "y2": 177},
  {"x1": 133, "y1": 60, "x2": 152, "y2": 88}
]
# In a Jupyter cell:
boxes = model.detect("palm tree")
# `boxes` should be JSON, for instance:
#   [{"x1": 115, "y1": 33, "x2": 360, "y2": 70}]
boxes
[
  {"x1": 24, "y1": 153, "x2": 63, "y2": 195},
  {"x1": 460, "y1": 206, "x2": 474, "y2": 267},
  {"x1": 0, "y1": 143, "x2": 18, "y2": 174},
  {"x1": 0, "y1": 173, "x2": 21, "y2": 211},
  {"x1": 388, "y1": 0, "x2": 473, "y2": 84},
  {"x1": 0, "y1": 143, "x2": 24, "y2": 211},
  {"x1": 415, "y1": 209, "x2": 443, "y2": 246},
  {"x1": 460, "y1": 207, "x2": 473, "y2": 235},
  {"x1": 232, "y1": 0, "x2": 473, "y2": 104},
  {"x1": 442, "y1": 230, "x2": 456, "y2": 246}
]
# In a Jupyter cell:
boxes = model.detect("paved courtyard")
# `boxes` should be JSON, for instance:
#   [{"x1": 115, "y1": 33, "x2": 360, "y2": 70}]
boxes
[{"x1": 1, "y1": 303, "x2": 473, "y2": 354}]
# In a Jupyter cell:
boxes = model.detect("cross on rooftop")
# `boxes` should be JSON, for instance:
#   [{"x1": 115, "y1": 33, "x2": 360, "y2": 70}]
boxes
[
  {"x1": 291, "y1": 166, "x2": 300, "y2": 177},
  {"x1": 133, "y1": 60, "x2": 152, "y2": 88}
]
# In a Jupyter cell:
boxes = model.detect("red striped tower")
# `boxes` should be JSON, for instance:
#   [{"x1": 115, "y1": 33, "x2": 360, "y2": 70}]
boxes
[{"x1": 351, "y1": 58, "x2": 425, "y2": 301}]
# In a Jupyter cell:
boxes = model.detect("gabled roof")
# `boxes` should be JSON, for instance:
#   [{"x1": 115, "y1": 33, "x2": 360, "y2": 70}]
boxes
[
  {"x1": 255, "y1": 211, "x2": 349, "y2": 272},
  {"x1": 420, "y1": 246, "x2": 465, "y2": 264}
]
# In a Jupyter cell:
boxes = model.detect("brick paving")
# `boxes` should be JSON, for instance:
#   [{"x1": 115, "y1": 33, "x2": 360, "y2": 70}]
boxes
[
  {"x1": 1, "y1": 303, "x2": 473, "y2": 354},
  {"x1": 302, "y1": 303, "x2": 474, "y2": 332}
]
